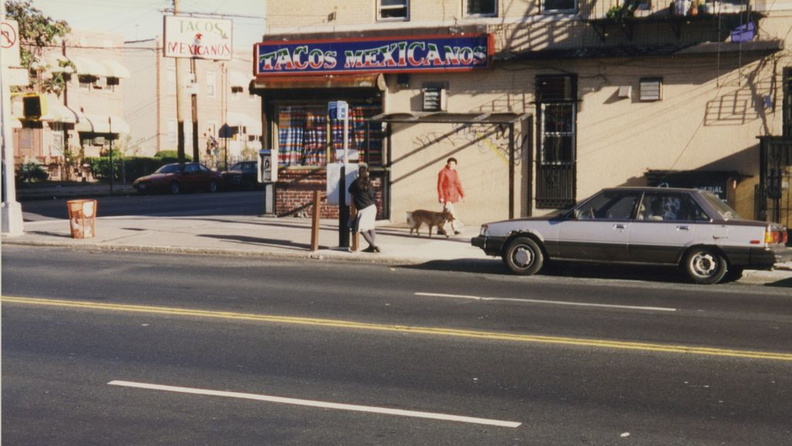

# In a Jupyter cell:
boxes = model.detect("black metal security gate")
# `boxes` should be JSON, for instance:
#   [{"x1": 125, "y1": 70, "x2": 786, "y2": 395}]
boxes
[{"x1": 757, "y1": 136, "x2": 792, "y2": 228}]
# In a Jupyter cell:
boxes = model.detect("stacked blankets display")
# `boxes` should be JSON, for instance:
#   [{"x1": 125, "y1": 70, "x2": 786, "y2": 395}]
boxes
[{"x1": 278, "y1": 103, "x2": 383, "y2": 167}]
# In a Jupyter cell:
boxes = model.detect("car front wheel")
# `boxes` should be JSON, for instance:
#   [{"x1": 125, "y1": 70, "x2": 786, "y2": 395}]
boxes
[
  {"x1": 684, "y1": 247, "x2": 727, "y2": 284},
  {"x1": 169, "y1": 181, "x2": 181, "y2": 194},
  {"x1": 503, "y1": 237, "x2": 544, "y2": 276},
  {"x1": 208, "y1": 180, "x2": 218, "y2": 193}
]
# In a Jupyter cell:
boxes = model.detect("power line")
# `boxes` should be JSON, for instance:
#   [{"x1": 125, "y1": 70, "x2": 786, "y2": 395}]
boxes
[{"x1": 160, "y1": 9, "x2": 265, "y2": 20}]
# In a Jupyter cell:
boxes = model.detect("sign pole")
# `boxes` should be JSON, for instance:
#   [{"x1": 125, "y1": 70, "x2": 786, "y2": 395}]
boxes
[
  {"x1": 1, "y1": 6, "x2": 24, "y2": 235},
  {"x1": 190, "y1": 57, "x2": 199, "y2": 162},
  {"x1": 337, "y1": 101, "x2": 350, "y2": 248}
]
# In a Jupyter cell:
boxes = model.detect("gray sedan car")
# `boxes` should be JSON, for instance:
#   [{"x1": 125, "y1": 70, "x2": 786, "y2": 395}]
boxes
[{"x1": 472, "y1": 187, "x2": 790, "y2": 284}]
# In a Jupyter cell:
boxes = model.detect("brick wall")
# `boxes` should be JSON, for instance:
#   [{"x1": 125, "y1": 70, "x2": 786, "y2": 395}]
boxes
[{"x1": 275, "y1": 168, "x2": 383, "y2": 219}]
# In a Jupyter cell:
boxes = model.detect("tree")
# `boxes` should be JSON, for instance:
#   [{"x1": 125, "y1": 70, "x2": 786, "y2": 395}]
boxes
[{"x1": 6, "y1": 0, "x2": 71, "y2": 95}]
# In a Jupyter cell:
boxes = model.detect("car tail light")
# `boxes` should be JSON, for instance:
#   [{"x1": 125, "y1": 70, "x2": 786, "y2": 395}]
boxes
[{"x1": 764, "y1": 227, "x2": 786, "y2": 245}]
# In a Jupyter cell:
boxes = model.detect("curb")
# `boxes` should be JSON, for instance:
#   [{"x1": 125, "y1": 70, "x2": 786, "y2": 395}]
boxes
[{"x1": 0, "y1": 238, "x2": 435, "y2": 267}]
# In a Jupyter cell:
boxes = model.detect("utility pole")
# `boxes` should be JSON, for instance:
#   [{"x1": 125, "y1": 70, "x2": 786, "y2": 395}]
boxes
[
  {"x1": 61, "y1": 40, "x2": 69, "y2": 180},
  {"x1": 174, "y1": 0, "x2": 186, "y2": 164},
  {"x1": 190, "y1": 57, "x2": 199, "y2": 162}
]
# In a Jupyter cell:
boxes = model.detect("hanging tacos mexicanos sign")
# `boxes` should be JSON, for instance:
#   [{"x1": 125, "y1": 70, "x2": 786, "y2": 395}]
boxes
[
  {"x1": 254, "y1": 34, "x2": 493, "y2": 76},
  {"x1": 164, "y1": 15, "x2": 233, "y2": 60}
]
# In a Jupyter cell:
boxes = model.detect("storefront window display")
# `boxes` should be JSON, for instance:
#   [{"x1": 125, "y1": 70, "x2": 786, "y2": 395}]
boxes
[{"x1": 277, "y1": 103, "x2": 383, "y2": 167}]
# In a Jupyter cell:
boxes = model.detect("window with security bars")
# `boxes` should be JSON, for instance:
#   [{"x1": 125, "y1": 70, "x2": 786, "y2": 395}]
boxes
[
  {"x1": 379, "y1": 0, "x2": 408, "y2": 20},
  {"x1": 277, "y1": 103, "x2": 383, "y2": 167},
  {"x1": 467, "y1": 0, "x2": 497, "y2": 16},
  {"x1": 536, "y1": 75, "x2": 577, "y2": 209},
  {"x1": 540, "y1": 104, "x2": 575, "y2": 165}
]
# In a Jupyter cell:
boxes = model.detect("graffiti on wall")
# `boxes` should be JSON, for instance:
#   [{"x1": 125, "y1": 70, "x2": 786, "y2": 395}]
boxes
[{"x1": 411, "y1": 123, "x2": 526, "y2": 165}]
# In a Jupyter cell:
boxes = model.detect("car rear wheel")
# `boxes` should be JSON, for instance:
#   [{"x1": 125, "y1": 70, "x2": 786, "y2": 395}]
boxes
[
  {"x1": 503, "y1": 237, "x2": 544, "y2": 276},
  {"x1": 684, "y1": 247, "x2": 727, "y2": 284},
  {"x1": 208, "y1": 180, "x2": 218, "y2": 193},
  {"x1": 169, "y1": 181, "x2": 181, "y2": 194}
]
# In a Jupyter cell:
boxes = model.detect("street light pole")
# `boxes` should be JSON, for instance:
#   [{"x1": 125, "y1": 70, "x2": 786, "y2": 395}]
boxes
[{"x1": 1, "y1": 0, "x2": 24, "y2": 235}]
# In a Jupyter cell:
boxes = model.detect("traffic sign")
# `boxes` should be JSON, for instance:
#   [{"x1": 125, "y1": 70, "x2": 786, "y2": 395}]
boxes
[{"x1": 1, "y1": 20, "x2": 21, "y2": 67}]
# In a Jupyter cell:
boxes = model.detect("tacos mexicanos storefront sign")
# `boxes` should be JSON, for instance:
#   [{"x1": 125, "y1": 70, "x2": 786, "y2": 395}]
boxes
[{"x1": 254, "y1": 34, "x2": 493, "y2": 76}]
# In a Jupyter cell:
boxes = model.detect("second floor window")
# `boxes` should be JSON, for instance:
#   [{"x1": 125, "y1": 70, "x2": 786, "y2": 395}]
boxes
[
  {"x1": 542, "y1": 0, "x2": 577, "y2": 13},
  {"x1": 379, "y1": 0, "x2": 408, "y2": 20},
  {"x1": 467, "y1": 0, "x2": 497, "y2": 16},
  {"x1": 206, "y1": 72, "x2": 217, "y2": 98}
]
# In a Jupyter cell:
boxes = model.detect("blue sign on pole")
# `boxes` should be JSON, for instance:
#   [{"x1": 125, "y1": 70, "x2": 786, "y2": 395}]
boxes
[{"x1": 328, "y1": 100, "x2": 349, "y2": 120}]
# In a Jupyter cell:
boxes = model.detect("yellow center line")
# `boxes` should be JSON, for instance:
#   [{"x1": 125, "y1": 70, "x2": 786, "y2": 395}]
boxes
[{"x1": 4, "y1": 295, "x2": 792, "y2": 362}]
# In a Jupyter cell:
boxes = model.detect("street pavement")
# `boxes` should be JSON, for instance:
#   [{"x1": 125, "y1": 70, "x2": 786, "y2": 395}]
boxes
[{"x1": 4, "y1": 183, "x2": 792, "y2": 285}]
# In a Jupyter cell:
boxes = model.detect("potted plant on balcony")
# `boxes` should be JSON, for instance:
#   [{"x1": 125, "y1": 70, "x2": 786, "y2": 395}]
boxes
[{"x1": 606, "y1": 1, "x2": 638, "y2": 23}]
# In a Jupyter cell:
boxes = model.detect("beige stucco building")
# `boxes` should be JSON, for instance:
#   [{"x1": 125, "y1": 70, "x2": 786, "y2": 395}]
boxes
[
  {"x1": 255, "y1": 0, "x2": 791, "y2": 229},
  {"x1": 13, "y1": 29, "x2": 262, "y2": 180},
  {"x1": 124, "y1": 39, "x2": 261, "y2": 166},
  {"x1": 13, "y1": 30, "x2": 131, "y2": 179}
]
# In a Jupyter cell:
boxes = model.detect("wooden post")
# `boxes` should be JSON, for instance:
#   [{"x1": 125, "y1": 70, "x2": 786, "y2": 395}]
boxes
[
  {"x1": 310, "y1": 190, "x2": 321, "y2": 251},
  {"x1": 350, "y1": 204, "x2": 359, "y2": 252}
]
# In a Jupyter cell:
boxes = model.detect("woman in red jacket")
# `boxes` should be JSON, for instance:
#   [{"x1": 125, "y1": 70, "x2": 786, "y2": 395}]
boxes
[{"x1": 437, "y1": 157, "x2": 464, "y2": 235}]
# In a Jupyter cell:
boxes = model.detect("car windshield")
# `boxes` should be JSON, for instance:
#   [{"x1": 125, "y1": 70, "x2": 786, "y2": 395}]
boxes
[
  {"x1": 155, "y1": 164, "x2": 181, "y2": 174},
  {"x1": 701, "y1": 191, "x2": 744, "y2": 221}
]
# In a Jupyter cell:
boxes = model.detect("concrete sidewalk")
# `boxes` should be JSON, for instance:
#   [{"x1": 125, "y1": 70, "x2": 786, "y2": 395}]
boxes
[
  {"x1": 3, "y1": 211, "x2": 792, "y2": 286},
  {"x1": 3, "y1": 213, "x2": 487, "y2": 265}
]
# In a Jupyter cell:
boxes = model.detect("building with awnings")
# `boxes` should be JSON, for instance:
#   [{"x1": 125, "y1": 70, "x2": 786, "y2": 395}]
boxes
[
  {"x1": 123, "y1": 37, "x2": 261, "y2": 167},
  {"x1": 12, "y1": 30, "x2": 132, "y2": 180},
  {"x1": 257, "y1": 0, "x2": 792, "y2": 229}
]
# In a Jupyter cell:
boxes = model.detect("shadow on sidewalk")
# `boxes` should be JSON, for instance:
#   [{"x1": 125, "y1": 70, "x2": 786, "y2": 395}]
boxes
[
  {"x1": 199, "y1": 234, "x2": 326, "y2": 251},
  {"x1": 24, "y1": 230, "x2": 73, "y2": 239}
]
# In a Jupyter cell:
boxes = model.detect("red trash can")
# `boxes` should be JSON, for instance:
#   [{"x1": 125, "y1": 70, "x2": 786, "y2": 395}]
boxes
[{"x1": 66, "y1": 199, "x2": 97, "y2": 239}]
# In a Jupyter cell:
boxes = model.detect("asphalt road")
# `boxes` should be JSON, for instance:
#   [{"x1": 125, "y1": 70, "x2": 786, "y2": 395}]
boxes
[{"x1": 3, "y1": 246, "x2": 792, "y2": 445}]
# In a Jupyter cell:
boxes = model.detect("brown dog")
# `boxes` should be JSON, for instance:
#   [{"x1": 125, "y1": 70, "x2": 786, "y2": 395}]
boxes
[{"x1": 406, "y1": 209, "x2": 455, "y2": 238}]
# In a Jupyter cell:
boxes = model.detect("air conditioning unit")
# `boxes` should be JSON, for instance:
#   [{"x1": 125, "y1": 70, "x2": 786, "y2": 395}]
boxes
[
  {"x1": 639, "y1": 78, "x2": 663, "y2": 101},
  {"x1": 422, "y1": 87, "x2": 447, "y2": 111}
]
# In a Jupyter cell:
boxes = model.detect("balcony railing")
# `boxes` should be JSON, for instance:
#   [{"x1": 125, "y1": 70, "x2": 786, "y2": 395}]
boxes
[{"x1": 585, "y1": 0, "x2": 760, "y2": 42}]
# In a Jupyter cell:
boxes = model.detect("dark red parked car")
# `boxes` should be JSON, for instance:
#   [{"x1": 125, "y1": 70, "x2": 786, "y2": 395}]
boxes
[{"x1": 132, "y1": 162, "x2": 222, "y2": 194}]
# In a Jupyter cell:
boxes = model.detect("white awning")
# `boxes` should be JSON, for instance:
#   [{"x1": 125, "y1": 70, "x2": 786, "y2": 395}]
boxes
[
  {"x1": 225, "y1": 112, "x2": 261, "y2": 135},
  {"x1": 69, "y1": 56, "x2": 112, "y2": 77},
  {"x1": 34, "y1": 54, "x2": 74, "y2": 74},
  {"x1": 41, "y1": 103, "x2": 80, "y2": 123},
  {"x1": 102, "y1": 59, "x2": 131, "y2": 79},
  {"x1": 76, "y1": 114, "x2": 130, "y2": 134},
  {"x1": 229, "y1": 71, "x2": 252, "y2": 88}
]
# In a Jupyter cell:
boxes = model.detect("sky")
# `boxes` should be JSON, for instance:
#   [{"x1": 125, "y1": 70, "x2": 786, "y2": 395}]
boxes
[{"x1": 29, "y1": 0, "x2": 266, "y2": 50}]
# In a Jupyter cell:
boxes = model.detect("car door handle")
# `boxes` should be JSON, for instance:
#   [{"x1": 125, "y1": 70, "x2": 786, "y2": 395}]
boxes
[
  {"x1": 613, "y1": 224, "x2": 626, "y2": 230},
  {"x1": 676, "y1": 225, "x2": 690, "y2": 231}
]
